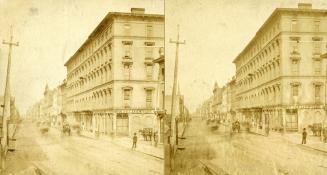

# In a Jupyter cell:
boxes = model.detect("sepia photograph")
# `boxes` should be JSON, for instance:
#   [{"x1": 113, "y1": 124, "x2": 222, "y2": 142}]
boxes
[
  {"x1": 2, "y1": 0, "x2": 327, "y2": 174},
  {"x1": 165, "y1": 0, "x2": 327, "y2": 175},
  {"x1": 0, "y1": 0, "x2": 164, "y2": 174}
]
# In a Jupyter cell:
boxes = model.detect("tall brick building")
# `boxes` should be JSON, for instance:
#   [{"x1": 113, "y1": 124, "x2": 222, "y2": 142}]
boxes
[
  {"x1": 233, "y1": 3, "x2": 327, "y2": 133},
  {"x1": 64, "y1": 8, "x2": 164, "y2": 137}
]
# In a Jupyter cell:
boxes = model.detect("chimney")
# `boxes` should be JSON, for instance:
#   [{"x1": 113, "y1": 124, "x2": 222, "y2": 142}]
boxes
[
  {"x1": 131, "y1": 8, "x2": 145, "y2": 14},
  {"x1": 298, "y1": 3, "x2": 312, "y2": 9}
]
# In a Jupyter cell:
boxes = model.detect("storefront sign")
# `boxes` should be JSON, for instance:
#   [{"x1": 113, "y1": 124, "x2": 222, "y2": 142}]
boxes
[{"x1": 115, "y1": 109, "x2": 154, "y2": 114}]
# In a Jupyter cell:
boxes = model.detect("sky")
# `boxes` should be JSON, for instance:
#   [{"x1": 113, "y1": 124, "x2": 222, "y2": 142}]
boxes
[
  {"x1": 165, "y1": 0, "x2": 327, "y2": 113},
  {"x1": 0, "y1": 0, "x2": 164, "y2": 114}
]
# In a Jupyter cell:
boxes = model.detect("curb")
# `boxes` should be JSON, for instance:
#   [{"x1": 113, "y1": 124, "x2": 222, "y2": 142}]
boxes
[
  {"x1": 248, "y1": 131, "x2": 267, "y2": 137},
  {"x1": 133, "y1": 149, "x2": 164, "y2": 160},
  {"x1": 114, "y1": 141, "x2": 164, "y2": 160},
  {"x1": 199, "y1": 160, "x2": 229, "y2": 175},
  {"x1": 267, "y1": 132, "x2": 327, "y2": 154},
  {"x1": 77, "y1": 134, "x2": 164, "y2": 160},
  {"x1": 32, "y1": 162, "x2": 56, "y2": 175},
  {"x1": 298, "y1": 144, "x2": 327, "y2": 154}
]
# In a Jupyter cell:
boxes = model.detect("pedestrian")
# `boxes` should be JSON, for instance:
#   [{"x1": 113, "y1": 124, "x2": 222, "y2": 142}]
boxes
[
  {"x1": 302, "y1": 128, "x2": 307, "y2": 144},
  {"x1": 132, "y1": 132, "x2": 137, "y2": 149}
]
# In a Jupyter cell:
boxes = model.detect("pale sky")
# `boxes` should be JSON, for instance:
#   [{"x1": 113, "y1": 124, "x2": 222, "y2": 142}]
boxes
[
  {"x1": 165, "y1": 0, "x2": 327, "y2": 113},
  {"x1": 0, "y1": 0, "x2": 163, "y2": 114}
]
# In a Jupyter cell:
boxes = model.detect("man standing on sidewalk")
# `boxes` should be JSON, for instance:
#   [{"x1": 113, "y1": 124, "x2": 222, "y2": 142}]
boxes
[
  {"x1": 302, "y1": 128, "x2": 307, "y2": 144},
  {"x1": 132, "y1": 133, "x2": 137, "y2": 149}
]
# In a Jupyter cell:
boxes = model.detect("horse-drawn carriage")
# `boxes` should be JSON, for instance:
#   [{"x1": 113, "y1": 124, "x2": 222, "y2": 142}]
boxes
[
  {"x1": 139, "y1": 128, "x2": 153, "y2": 141},
  {"x1": 38, "y1": 120, "x2": 50, "y2": 135},
  {"x1": 308, "y1": 123, "x2": 322, "y2": 136},
  {"x1": 62, "y1": 122, "x2": 71, "y2": 136}
]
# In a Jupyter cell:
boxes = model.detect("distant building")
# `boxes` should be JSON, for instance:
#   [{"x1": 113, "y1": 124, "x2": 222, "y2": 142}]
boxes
[
  {"x1": 198, "y1": 96, "x2": 213, "y2": 120},
  {"x1": 40, "y1": 84, "x2": 54, "y2": 122},
  {"x1": 26, "y1": 101, "x2": 41, "y2": 120},
  {"x1": 165, "y1": 90, "x2": 188, "y2": 146},
  {"x1": 64, "y1": 8, "x2": 164, "y2": 137},
  {"x1": 27, "y1": 80, "x2": 67, "y2": 126},
  {"x1": 226, "y1": 77, "x2": 237, "y2": 121},
  {"x1": 220, "y1": 86, "x2": 228, "y2": 120},
  {"x1": 233, "y1": 3, "x2": 327, "y2": 133},
  {"x1": 212, "y1": 82, "x2": 222, "y2": 119},
  {"x1": 50, "y1": 80, "x2": 67, "y2": 127}
]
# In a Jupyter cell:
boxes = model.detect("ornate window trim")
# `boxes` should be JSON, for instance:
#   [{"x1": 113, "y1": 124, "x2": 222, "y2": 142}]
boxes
[
  {"x1": 144, "y1": 42, "x2": 155, "y2": 46},
  {"x1": 312, "y1": 81, "x2": 323, "y2": 86},
  {"x1": 122, "y1": 86, "x2": 133, "y2": 90},
  {"x1": 312, "y1": 36, "x2": 323, "y2": 41},
  {"x1": 290, "y1": 82, "x2": 301, "y2": 86},
  {"x1": 122, "y1": 41, "x2": 133, "y2": 45}
]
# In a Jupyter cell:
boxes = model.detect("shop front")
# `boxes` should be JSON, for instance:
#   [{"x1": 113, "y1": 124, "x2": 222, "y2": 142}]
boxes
[
  {"x1": 285, "y1": 109, "x2": 298, "y2": 131},
  {"x1": 116, "y1": 113, "x2": 129, "y2": 136}
]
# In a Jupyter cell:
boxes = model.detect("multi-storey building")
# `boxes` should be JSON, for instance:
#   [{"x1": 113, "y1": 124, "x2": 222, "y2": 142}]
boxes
[
  {"x1": 26, "y1": 102, "x2": 41, "y2": 120},
  {"x1": 220, "y1": 86, "x2": 228, "y2": 120},
  {"x1": 49, "y1": 80, "x2": 67, "y2": 127},
  {"x1": 58, "y1": 80, "x2": 67, "y2": 115},
  {"x1": 64, "y1": 8, "x2": 164, "y2": 137},
  {"x1": 226, "y1": 77, "x2": 237, "y2": 121},
  {"x1": 233, "y1": 3, "x2": 327, "y2": 134},
  {"x1": 40, "y1": 84, "x2": 54, "y2": 122},
  {"x1": 201, "y1": 96, "x2": 213, "y2": 119},
  {"x1": 165, "y1": 91, "x2": 188, "y2": 146},
  {"x1": 205, "y1": 78, "x2": 238, "y2": 122},
  {"x1": 27, "y1": 81, "x2": 67, "y2": 125},
  {"x1": 212, "y1": 82, "x2": 222, "y2": 119}
]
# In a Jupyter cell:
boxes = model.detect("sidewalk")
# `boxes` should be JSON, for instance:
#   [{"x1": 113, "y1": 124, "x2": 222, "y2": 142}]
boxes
[
  {"x1": 78, "y1": 130, "x2": 164, "y2": 159},
  {"x1": 107, "y1": 136, "x2": 164, "y2": 159},
  {"x1": 269, "y1": 131, "x2": 327, "y2": 154}
]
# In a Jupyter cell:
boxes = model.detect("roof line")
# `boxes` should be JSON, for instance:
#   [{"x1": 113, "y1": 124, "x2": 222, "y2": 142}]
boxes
[
  {"x1": 232, "y1": 7, "x2": 327, "y2": 64},
  {"x1": 64, "y1": 12, "x2": 164, "y2": 66}
]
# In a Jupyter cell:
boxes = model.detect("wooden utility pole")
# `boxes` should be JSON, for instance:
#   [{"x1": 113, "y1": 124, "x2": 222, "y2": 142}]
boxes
[
  {"x1": 1, "y1": 25, "x2": 19, "y2": 171},
  {"x1": 168, "y1": 24, "x2": 185, "y2": 173}
]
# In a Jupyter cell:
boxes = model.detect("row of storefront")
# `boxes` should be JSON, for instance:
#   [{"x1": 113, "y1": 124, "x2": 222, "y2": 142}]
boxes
[
  {"x1": 237, "y1": 105, "x2": 327, "y2": 133},
  {"x1": 67, "y1": 109, "x2": 164, "y2": 143}
]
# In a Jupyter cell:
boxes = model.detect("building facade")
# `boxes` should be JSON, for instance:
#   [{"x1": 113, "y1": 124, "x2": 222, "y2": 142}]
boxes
[
  {"x1": 64, "y1": 8, "x2": 164, "y2": 137},
  {"x1": 26, "y1": 102, "x2": 41, "y2": 120},
  {"x1": 220, "y1": 86, "x2": 228, "y2": 121},
  {"x1": 40, "y1": 84, "x2": 54, "y2": 123},
  {"x1": 27, "y1": 81, "x2": 67, "y2": 126},
  {"x1": 233, "y1": 3, "x2": 327, "y2": 133},
  {"x1": 49, "y1": 80, "x2": 67, "y2": 127},
  {"x1": 197, "y1": 97, "x2": 213, "y2": 120},
  {"x1": 226, "y1": 77, "x2": 237, "y2": 121}
]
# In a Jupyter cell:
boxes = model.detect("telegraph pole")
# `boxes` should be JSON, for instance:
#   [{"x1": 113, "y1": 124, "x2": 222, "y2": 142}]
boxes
[
  {"x1": 1, "y1": 25, "x2": 19, "y2": 171},
  {"x1": 169, "y1": 24, "x2": 185, "y2": 173}
]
